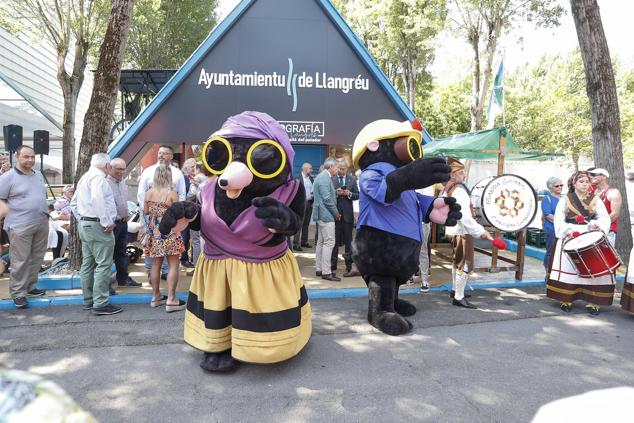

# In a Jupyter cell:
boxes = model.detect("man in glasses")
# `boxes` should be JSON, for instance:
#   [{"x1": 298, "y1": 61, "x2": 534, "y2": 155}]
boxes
[
  {"x1": 589, "y1": 168, "x2": 621, "y2": 246},
  {"x1": 107, "y1": 158, "x2": 141, "y2": 293}
]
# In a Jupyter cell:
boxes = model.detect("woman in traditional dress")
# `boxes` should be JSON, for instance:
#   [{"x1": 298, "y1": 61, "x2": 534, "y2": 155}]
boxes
[{"x1": 546, "y1": 171, "x2": 614, "y2": 315}]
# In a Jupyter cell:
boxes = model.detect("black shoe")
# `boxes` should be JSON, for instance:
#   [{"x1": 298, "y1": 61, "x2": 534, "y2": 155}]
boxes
[
  {"x1": 449, "y1": 290, "x2": 471, "y2": 298},
  {"x1": 13, "y1": 297, "x2": 28, "y2": 309},
  {"x1": 109, "y1": 287, "x2": 117, "y2": 296},
  {"x1": 27, "y1": 289, "x2": 46, "y2": 297},
  {"x1": 560, "y1": 303, "x2": 572, "y2": 312},
  {"x1": 161, "y1": 273, "x2": 168, "y2": 281},
  {"x1": 343, "y1": 270, "x2": 361, "y2": 277},
  {"x1": 321, "y1": 274, "x2": 341, "y2": 282},
  {"x1": 301, "y1": 242, "x2": 312, "y2": 248},
  {"x1": 293, "y1": 245, "x2": 303, "y2": 252},
  {"x1": 82, "y1": 303, "x2": 93, "y2": 311},
  {"x1": 180, "y1": 260, "x2": 195, "y2": 268},
  {"x1": 316, "y1": 271, "x2": 322, "y2": 277},
  {"x1": 118, "y1": 277, "x2": 142, "y2": 287},
  {"x1": 92, "y1": 304, "x2": 123, "y2": 315},
  {"x1": 452, "y1": 298, "x2": 477, "y2": 309}
]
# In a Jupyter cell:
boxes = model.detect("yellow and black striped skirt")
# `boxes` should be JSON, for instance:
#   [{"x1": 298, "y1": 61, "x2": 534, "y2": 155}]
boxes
[{"x1": 184, "y1": 249, "x2": 312, "y2": 364}]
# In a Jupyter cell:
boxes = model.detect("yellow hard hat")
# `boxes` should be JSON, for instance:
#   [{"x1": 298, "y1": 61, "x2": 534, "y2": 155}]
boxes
[{"x1": 352, "y1": 119, "x2": 422, "y2": 169}]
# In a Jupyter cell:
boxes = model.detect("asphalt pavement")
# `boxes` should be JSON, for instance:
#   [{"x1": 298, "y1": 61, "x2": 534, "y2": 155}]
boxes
[{"x1": 1, "y1": 287, "x2": 633, "y2": 422}]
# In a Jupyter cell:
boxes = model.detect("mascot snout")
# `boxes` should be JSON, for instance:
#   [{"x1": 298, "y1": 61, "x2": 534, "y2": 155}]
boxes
[{"x1": 218, "y1": 161, "x2": 253, "y2": 199}]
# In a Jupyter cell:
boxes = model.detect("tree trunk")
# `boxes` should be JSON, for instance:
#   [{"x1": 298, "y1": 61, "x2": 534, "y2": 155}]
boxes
[
  {"x1": 57, "y1": 41, "x2": 88, "y2": 184},
  {"x1": 570, "y1": 0, "x2": 632, "y2": 263},
  {"x1": 69, "y1": 0, "x2": 135, "y2": 270},
  {"x1": 470, "y1": 36, "x2": 482, "y2": 131}
]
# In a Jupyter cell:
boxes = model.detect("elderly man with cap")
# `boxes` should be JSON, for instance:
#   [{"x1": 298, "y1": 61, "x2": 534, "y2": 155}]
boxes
[
  {"x1": 589, "y1": 168, "x2": 621, "y2": 246},
  {"x1": 442, "y1": 157, "x2": 493, "y2": 309}
]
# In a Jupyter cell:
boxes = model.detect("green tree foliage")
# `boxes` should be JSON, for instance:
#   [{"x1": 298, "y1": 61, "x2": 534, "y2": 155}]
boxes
[
  {"x1": 505, "y1": 51, "x2": 592, "y2": 169},
  {"x1": 618, "y1": 68, "x2": 634, "y2": 165},
  {"x1": 334, "y1": 0, "x2": 448, "y2": 111},
  {"x1": 126, "y1": 0, "x2": 218, "y2": 69},
  {"x1": 418, "y1": 76, "x2": 471, "y2": 137},
  {"x1": 449, "y1": 0, "x2": 564, "y2": 130}
]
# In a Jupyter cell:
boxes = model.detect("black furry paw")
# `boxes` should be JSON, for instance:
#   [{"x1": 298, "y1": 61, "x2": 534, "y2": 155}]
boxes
[
  {"x1": 199, "y1": 350, "x2": 237, "y2": 373},
  {"x1": 395, "y1": 298, "x2": 417, "y2": 317},
  {"x1": 252, "y1": 196, "x2": 298, "y2": 234},
  {"x1": 442, "y1": 197, "x2": 463, "y2": 227},
  {"x1": 159, "y1": 201, "x2": 199, "y2": 235},
  {"x1": 373, "y1": 312, "x2": 412, "y2": 336}
]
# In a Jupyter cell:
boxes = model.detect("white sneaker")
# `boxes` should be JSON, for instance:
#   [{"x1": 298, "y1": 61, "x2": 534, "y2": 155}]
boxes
[
  {"x1": 404, "y1": 277, "x2": 415, "y2": 286},
  {"x1": 420, "y1": 281, "x2": 430, "y2": 293}
]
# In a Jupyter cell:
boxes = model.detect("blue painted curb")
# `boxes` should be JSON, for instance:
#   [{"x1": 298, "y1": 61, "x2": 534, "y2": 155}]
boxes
[
  {"x1": 36, "y1": 264, "x2": 117, "y2": 290},
  {"x1": 503, "y1": 238, "x2": 546, "y2": 261},
  {"x1": 1, "y1": 276, "x2": 625, "y2": 310}
]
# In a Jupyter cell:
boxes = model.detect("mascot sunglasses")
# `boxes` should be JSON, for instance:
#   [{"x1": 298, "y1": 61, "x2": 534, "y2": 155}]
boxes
[
  {"x1": 393, "y1": 136, "x2": 423, "y2": 163},
  {"x1": 202, "y1": 136, "x2": 287, "y2": 179}
]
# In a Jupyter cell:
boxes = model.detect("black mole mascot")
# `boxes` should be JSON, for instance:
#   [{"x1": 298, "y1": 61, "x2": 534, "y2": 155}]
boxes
[
  {"x1": 159, "y1": 111, "x2": 311, "y2": 372},
  {"x1": 352, "y1": 119, "x2": 462, "y2": 336}
]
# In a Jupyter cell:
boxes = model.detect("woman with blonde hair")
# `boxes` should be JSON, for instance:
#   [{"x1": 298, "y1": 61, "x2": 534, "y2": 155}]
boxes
[{"x1": 144, "y1": 164, "x2": 186, "y2": 312}]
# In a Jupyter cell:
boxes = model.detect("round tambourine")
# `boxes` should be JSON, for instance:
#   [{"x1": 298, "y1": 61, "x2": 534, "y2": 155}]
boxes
[{"x1": 470, "y1": 174, "x2": 537, "y2": 232}]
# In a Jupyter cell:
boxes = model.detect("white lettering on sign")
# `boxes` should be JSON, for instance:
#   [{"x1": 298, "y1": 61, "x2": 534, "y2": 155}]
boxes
[
  {"x1": 279, "y1": 121, "x2": 325, "y2": 143},
  {"x1": 197, "y1": 58, "x2": 371, "y2": 112}
]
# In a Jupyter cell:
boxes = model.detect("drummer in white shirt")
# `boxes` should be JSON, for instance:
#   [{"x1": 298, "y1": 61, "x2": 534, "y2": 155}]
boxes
[
  {"x1": 442, "y1": 157, "x2": 493, "y2": 309},
  {"x1": 546, "y1": 171, "x2": 614, "y2": 315}
]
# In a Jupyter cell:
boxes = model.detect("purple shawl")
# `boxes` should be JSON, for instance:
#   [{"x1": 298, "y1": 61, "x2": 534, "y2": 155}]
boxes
[
  {"x1": 212, "y1": 111, "x2": 295, "y2": 179},
  {"x1": 200, "y1": 179, "x2": 300, "y2": 263}
]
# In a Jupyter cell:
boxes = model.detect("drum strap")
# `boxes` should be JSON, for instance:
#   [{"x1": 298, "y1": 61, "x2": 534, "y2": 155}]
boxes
[{"x1": 446, "y1": 183, "x2": 475, "y2": 217}]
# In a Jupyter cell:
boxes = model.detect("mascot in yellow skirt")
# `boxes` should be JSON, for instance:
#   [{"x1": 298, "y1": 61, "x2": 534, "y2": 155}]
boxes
[{"x1": 160, "y1": 111, "x2": 311, "y2": 372}]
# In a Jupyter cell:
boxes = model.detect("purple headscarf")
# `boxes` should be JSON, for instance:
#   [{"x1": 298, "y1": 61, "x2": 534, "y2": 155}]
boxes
[{"x1": 212, "y1": 111, "x2": 295, "y2": 179}]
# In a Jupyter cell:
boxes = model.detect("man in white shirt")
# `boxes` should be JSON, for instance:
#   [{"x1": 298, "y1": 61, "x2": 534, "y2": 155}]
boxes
[
  {"x1": 137, "y1": 145, "x2": 186, "y2": 205},
  {"x1": 443, "y1": 157, "x2": 493, "y2": 309},
  {"x1": 137, "y1": 145, "x2": 186, "y2": 279},
  {"x1": 292, "y1": 162, "x2": 314, "y2": 251},
  {"x1": 71, "y1": 153, "x2": 121, "y2": 316}
]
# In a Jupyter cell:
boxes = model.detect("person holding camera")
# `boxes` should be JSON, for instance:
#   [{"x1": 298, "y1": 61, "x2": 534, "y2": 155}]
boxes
[{"x1": 330, "y1": 158, "x2": 360, "y2": 277}]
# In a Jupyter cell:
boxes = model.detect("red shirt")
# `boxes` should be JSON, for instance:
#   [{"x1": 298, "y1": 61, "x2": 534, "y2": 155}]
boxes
[{"x1": 597, "y1": 186, "x2": 618, "y2": 233}]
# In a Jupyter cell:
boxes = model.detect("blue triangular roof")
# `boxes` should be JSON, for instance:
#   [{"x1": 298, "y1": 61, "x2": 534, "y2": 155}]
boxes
[{"x1": 108, "y1": 0, "x2": 432, "y2": 162}]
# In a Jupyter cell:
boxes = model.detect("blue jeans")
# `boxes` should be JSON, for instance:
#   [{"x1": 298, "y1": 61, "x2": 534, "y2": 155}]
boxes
[{"x1": 544, "y1": 228, "x2": 556, "y2": 272}]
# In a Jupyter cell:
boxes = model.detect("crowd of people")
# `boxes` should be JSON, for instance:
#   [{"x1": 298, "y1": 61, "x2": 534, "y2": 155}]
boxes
[
  {"x1": 0, "y1": 144, "x2": 212, "y2": 313},
  {"x1": 0, "y1": 144, "x2": 630, "y2": 317}
]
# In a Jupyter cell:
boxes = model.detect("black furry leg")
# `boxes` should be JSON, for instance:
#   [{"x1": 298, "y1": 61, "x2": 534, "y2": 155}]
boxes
[
  {"x1": 367, "y1": 276, "x2": 412, "y2": 336},
  {"x1": 200, "y1": 350, "x2": 238, "y2": 373},
  {"x1": 394, "y1": 284, "x2": 417, "y2": 318}
]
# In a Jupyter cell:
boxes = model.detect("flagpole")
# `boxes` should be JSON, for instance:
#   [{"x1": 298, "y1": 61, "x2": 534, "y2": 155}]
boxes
[{"x1": 501, "y1": 50, "x2": 506, "y2": 127}]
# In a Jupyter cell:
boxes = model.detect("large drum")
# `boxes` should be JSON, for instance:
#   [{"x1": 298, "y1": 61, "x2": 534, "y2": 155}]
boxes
[
  {"x1": 563, "y1": 231, "x2": 622, "y2": 278},
  {"x1": 470, "y1": 174, "x2": 537, "y2": 232}
]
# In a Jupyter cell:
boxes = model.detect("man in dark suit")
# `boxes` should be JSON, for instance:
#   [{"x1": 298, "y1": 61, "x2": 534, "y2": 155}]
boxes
[
  {"x1": 293, "y1": 162, "x2": 314, "y2": 251},
  {"x1": 331, "y1": 158, "x2": 360, "y2": 277}
]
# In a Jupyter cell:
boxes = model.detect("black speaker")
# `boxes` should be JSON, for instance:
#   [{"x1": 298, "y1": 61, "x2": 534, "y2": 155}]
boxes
[
  {"x1": 3, "y1": 125, "x2": 22, "y2": 152},
  {"x1": 33, "y1": 130, "x2": 50, "y2": 155}
]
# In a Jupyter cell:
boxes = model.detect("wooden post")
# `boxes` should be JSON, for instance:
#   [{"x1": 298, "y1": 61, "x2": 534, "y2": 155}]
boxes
[
  {"x1": 515, "y1": 228, "x2": 526, "y2": 280},
  {"x1": 491, "y1": 133, "x2": 506, "y2": 268}
]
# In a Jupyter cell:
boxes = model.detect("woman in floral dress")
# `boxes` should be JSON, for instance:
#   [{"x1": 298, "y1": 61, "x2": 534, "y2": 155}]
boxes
[{"x1": 144, "y1": 164, "x2": 186, "y2": 312}]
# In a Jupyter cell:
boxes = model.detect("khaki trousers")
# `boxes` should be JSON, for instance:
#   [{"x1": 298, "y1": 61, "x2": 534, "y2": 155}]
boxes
[{"x1": 8, "y1": 217, "x2": 49, "y2": 299}]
